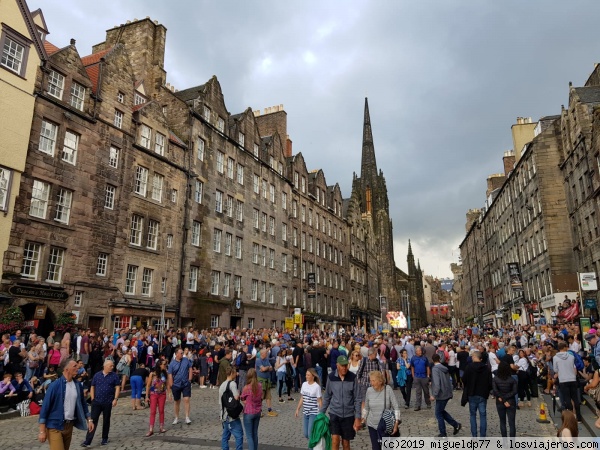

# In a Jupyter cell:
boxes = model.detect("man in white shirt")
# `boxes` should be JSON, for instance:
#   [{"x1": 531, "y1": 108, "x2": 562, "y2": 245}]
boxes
[
  {"x1": 568, "y1": 336, "x2": 581, "y2": 354},
  {"x1": 186, "y1": 328, "x2": 195, "y2": 350}
]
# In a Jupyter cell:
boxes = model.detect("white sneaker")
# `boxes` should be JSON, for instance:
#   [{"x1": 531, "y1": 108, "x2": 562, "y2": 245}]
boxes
[
  {"x1": 172, "y1": 418, "x2": 179, "y2": 425},
  {"x1": 200, "y1": 385, "x2": 207, "y2": 389},
  {"x1": 185, "y1": 417, "x2": 192, "y2": 424}
]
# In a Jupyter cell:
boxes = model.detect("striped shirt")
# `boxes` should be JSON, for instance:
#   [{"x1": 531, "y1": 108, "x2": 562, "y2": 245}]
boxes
[{"x1": 300, "y1": 381, "x2": 321, "y2": 416}]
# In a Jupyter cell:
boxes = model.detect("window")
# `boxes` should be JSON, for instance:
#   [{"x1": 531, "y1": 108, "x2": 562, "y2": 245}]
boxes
[
  {"x1": 210, "y1": 315, "x2": 219, "y2": 328},
  {"x1": 155, "y1": 133, "x2": 165, "y2": 156},
  {"x1": 239, "y1": 132, "x2": 245, "y2": 147},
  {"x1": 262, "y1": 246, "x2": 267, "y2": 266},
  {"x1": 269, "y1": 248, "x2": 275, "y2": 269},
  {"x1": 236, "y1": 200, "x2": 244, "y2": 222},
  {"x1": 117, "y1": 92, "x2": 124, "y2": 103},
  {"x1": 237, "y1": 164, "x2": 244, "y2": 185},
  {"x1": 152, "y1": 173, "x2": 163, "y2": 202},
  {"x1": 54, "y1": 188, "x2": 72, "y2": 224},
  {"x1": 39, "y1": 120, "x2": 58, "y2": 156},
  {"x1": 48, "y1": 70, "x2": 65, "y2": 99},
  {"x1": 194, "y1": 180, "x2": 203, "y2": 203},
  {"x1": 253, "y1": 174, "x2": 260, "y2": 194},
  {"x1": 161, "y1": 277, "x2": 167, "y2": 294},
  {"x1": 104, "y1": 185, "x2": 116, "y2": 209},
  {"x1": 223, "y1": 273, "x2": 231, "y2": 297},
  {"x1": 294, "y1": 172, "x2": 299, "y2": 188},
  {"x1": 293, "y1": 227, "x2": 298, "y2": 246},
  {"x1": 147, "y1": 220, "x2": 159, "y2": 250},
  {"x1": 301, "y1": 205, "x2": 306, "y2": 222},
  {"x1": 282, "y1": 223, "x2": 287, "y2": 241},
  {"x1": 217, "y1": 117, "x2": 225, "y2": 132},
  {"x1": 140, "y1": 125, "x2": 151, "y2": 148},
  {"x1": 1, "y1": 33, "x2": 27, "y2": 75},
  {"x1": 134, "y1": 166, "x2": 148, "y2": 196},
  {"x1": 269, "y1": 284, "x2": 275, "y2": 304},
  {"x1": 211, "y1": 271, "x2": 220, "y2": 295},
  {"x1": 96, "y1": 253, "x2": 108, "y2": 276},
  {"x1": 251, "y1": 279, "x2": 258, "y2": 301},
  {"x1": 30, "y1": 180, "x2": 50, "y2": 218},
  {"x1": 301, "y1": 176, "x2": 306, "y2": 193},
  {"x1": 197, "y1": 138, "x2": 205, "y2": 161},
  {"x1": 270, "y1": 184, "x2": 275, "y2": 203},
  {"x1": 282, "y1": 287, "x2": 287, "y2": 306},
  {"x1": 216, "y1": 151, "x2": 224, "y2": 174},
  {"x1": 261, "y1": 213, "x2": 267, "y2": 232},
  {"x1": 213, "y1": 229, "x2": 222, "y2": 253},
  {"x1": 130, "y1": 215, "x2": 143, "y2": 245},
  {"x1": 269, "y1": 217, "x2": 275, "y2": 236},
  {"x1": 203, "y1": 105, "x2": 211, "y2": 121},
  {"x1": 260, "y1": 282, "x2": 266, "y2": 303},
  {"x1": 282, "y1": 192, "x2": 287, "y2": 210},
  {"x1": 253, "y1": 143, "x2": 259, "y2": 158},
  {"x1": 114, "y1": 110, "x2": 123, "y2": 129},
  {"x1": 253, "y1": 209, "x2": 259, "y2": 228},
  {"x1": 70, "y1": 82, "x2": 85, "y2": 110},
  {"x1": 215, "y1": 190, "x2": 223, "y2": 213},
  {"x1": 74, "y1": 291, "x2": 83, "y2": 307},
  {"x1": 109, "y1": 146, "x2": 119, "y2": 168},
  {"x1": 292, "y1": 200, "x2": 297, "y2": 217},
  {"x1": 62, "y1": 131, "x2": 79, "y2": 165},
  {"x1": 227, "y1": 158, "x2": 234, "y2": 179},
  {"x1": 171, "y1": 189, "x2": 177, "y2": 203},
  {"x1": 167, "y1": 234, "x2": 173, "y2": 248},
  {"x1": 235, "y1": 237, "x2": 243, "y2": 259},
  {"x1": 192, "y1": 221, "x2": 201, "y2": 246},
  {"x1": 141, "y1": 268, "x2": 153, "y2": 296},
  {"x1": 189, "y1": 266, "x2": 198, "y2": 292},
  {"x1": 226, "y1": 196, "x2": 233, "y2": 217},
  {"x1": 0, "y1": 167, "x2": 11, "y2": 211},
  {"x1": 46, "y1": 247, "x2": 64, "y2": 283},
  {"x1": 125, "y1": 265, "x2": 138, "y2": 294},
  {"x1": 262, "y1": 180, "x2": 268, "y2": 199},
  {"x1": 21, "y1": 242, "x2": 41, "y2": 279},
  {"x1": 282, "y1": 254, "x2": 287, "y2": 272},
  {"x1": 248, "y1": 318, "x2": 254, "y2": 329},
  {"x1": 234, "y1": 276, "x2": 242, "y2": 296},
  {"x1": 225, "y1": 233, "x2": 232, "y2": 256}
]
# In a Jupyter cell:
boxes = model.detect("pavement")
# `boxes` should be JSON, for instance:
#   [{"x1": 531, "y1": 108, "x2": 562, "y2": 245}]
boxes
[{"x1": 2, "y1": 385, "x2": 556, "y2": 450}]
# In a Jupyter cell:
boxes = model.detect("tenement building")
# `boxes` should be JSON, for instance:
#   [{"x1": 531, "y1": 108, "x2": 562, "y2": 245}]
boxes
[{"x1": 0, "y1": 14, "x2": 422, "y2": 332}]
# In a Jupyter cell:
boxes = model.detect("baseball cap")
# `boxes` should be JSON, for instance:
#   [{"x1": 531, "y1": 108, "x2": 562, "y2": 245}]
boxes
[
  {"x1": 337, "y1": 355, "x2": 349, "y2": 365},
  {"x1": 585, "y1": 332, "x2": 597, "y2": 341}
]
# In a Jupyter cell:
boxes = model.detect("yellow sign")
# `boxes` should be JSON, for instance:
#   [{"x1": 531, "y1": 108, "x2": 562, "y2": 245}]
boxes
[
  {"x1": 294, "y1": 314, "x2": 303, "y2": 324},
  {"x1": 512, "y1": 313, "x2": 520, "y2": 321},
  {"x1": 285, "y1": 318, "x2": 294, "y2": 330}
]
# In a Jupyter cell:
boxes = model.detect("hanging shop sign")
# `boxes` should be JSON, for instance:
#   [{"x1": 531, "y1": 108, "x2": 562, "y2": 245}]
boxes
[
  {"x1": 580, "y1": 272, "x2": 598, "y2": 291},
  {"x1": 8, "y1": 285, "x2": 69, "y2": 301},
  {"x1": 507, "y1": 263, "x2": 523, "y2": 292}
]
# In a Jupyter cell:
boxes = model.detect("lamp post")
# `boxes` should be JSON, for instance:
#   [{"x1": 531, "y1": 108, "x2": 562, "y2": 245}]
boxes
[{"x1": 477, "y1": 298, "x2": 484, "y2": 330}]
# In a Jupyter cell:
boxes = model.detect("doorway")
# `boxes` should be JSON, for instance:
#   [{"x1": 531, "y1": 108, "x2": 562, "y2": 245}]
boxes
[
  {"x1": 88, "y1": 316, "x2": 103, "y2": 332},
  {"x1": 19, "y1": 303, "x2": 56, "y2": 338},
  {"x1": 230, "y1": 316, "x2": 240, "y2": 329}
]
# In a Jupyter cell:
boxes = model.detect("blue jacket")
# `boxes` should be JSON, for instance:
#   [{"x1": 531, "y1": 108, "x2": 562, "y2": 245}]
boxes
[{"x1": 39, "y1": 376, "x2": 90, "y2": 431}]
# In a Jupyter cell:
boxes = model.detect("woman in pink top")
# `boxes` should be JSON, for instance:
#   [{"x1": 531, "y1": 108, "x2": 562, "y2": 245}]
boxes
[{"x1": 240, "y1": 368, "x2": 262, "y2": 450}]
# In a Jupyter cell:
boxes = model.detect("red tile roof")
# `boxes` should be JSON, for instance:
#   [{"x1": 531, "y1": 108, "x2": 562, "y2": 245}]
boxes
[
  {"x1": 44, "y1": 41, "x2": 60, "y2": 55},
  {"x1": 169, "y1": 132, "x2": 186, "y2": 147},
  {"x1": 132, "y1": 103, "x2": 146, "y2": 112},
  {"x1": 85, "y1": 65, "x2": 100, "y2": 94},
  {"x1": 81, "y1": 47, "x2": 113, "y2": 66}
]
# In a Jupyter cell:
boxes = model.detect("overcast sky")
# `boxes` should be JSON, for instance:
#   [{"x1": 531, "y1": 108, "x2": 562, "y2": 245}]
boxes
[{"x1": 31, "y1": 0, "x2": 600, "y2": 278}]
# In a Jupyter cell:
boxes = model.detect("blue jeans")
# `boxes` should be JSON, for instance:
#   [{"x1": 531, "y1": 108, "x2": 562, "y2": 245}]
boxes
[
  {"x1": 434, "y1": 398, "x2": 459, "y2": 436},
  {"x1": 303, "y1": 413, "x2": 317, "y2": 448},
  {"x1": 468, "y1": 396, "x2": 487, "y2": 437},
  {"x1": 314, "y1": 365, "x2": 323, "y2": 387},
  {"x1": 243, "y1": 413, "x2": 260, "y2": 450},
  {"x1": 130, "y1": 375, "x2": 143, "y2": 399},
  {"x1": 222, "y1": 418, "x2": 244, "y2": 450},
  {"x1": 511, "y1": 375, "x2": 519, "y2": 406}
]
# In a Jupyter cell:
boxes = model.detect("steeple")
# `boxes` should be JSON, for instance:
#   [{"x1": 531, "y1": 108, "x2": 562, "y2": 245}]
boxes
[
  {"x1": 408, "y1": 239, "x2": 413, "y2": 256},
  {"x1": 360, "y1": 97, "x2": 379, "y2": 188},
  {"x1": 407, "y1": 240, "x2": 415, "y2": 276}
]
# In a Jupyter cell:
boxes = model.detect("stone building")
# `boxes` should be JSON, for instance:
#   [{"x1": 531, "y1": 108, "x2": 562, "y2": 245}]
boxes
[{"x1": 1, "y1": 16, "x2": 419, "y2": 332}]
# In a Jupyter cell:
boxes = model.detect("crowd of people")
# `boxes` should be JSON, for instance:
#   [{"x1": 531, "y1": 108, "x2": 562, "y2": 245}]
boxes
[{"x1": 0, "y1": 320, "x2": 597, "y2": 449}]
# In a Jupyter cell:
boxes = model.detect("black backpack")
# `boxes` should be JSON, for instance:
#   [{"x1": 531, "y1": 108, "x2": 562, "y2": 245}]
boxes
[{"x1": 221, "y1": 381, "x2": 243, "y2": 419}]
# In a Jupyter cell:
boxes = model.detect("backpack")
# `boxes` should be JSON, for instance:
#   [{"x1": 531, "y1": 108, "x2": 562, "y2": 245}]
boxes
[
  {"x1": 568, "y1": 350, "x2": 584, "y2": 372},
  {"x1": 382, "y1": 344, "x2": 390, "y2": 360},
  {"x1": 390, "y1": 347, "x2": 398, "y2": 362},
  {"x1": 592, "y1": 343, "x2": 600, "y2": 372},
  {"x1": 436, "y1": 349, "x2": 446, "y2": 364},
  {"x1": 221, "y1": 381, "x2": 243, "y2": 419},
  {"x1": 234, "y1": 353, "x2": 243, "y2": 368},
  {"x1": 116, "y1": 357, "x2": 127, "y2": 372}
]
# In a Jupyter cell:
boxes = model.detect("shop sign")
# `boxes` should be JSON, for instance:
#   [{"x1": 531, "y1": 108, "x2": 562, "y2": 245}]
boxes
[
  {"x1": 495, "y1": 310, "x2": 503, "y2": 319},
  {"x1": 294, "y1": 314, "x2": 303, "y2": 324},
  {"x1": 307, "y1": 273, "x2": 316, "y2": 299},
  {"x1": 585, "y1": 298, "x2": 597, "y2": 309},
  {"x1": 285, "y1": 317, "x2": 294, "y2": 330},
  {"x1": 8, "y1": 285, "x2": 69, "y2": 301},
  {"x1": 34, "y1": 305, "x2": 47, "y2": 319},
  {"x1": 24, "y1": 320, "x2": 39, "y2": 328}
]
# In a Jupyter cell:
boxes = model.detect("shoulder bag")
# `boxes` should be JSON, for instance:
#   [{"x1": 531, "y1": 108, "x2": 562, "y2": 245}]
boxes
[{"x1": 378, "y1": 385, "x2": 400, "y2": 437}]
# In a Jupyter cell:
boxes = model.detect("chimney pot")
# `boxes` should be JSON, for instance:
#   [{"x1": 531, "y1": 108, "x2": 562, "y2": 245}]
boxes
[{"x1": 70, "y1": 38, "x2": 76, "y2": 45}]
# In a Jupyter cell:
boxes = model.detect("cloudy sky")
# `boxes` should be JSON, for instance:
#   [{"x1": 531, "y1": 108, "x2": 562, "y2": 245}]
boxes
[{"x1": 32, "y1": 0, "x2": 600, "y2": 278}]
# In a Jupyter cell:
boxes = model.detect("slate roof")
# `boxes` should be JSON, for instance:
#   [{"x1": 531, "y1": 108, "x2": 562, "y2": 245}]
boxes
[
  {"x1": 574, "y1": 87, "x2": 600, "y2": 104},
  {"x1": 174, "y1": 84, "x2": 206, "y2": 102}
]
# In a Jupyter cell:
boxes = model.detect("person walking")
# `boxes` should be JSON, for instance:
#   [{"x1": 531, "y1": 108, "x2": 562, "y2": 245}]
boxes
[
  {"x1": 363, "y1": 371, "x2": 400, "y2": 450},
  {"x1": 168, "y1": 347, "x2": 193, "y2": 425},
  {"x1": 219, "y1": 366, "x2": 243, "y2": 450},
  {"x1": 295, "y1": 368, "x2": 322, "y2": 449},
  {"x1": 320, "y1": 355, "x2": 362, "y2": 450},
  {"x1": 430, "y1": 353, "x2": 461, "y2": 438},
  {"x1": 255, "y1": 348, "x2": 278, "y2": 416},
  {"x1": 38, "y1": 359, "x2": 93, "y2": 450},
  {"x1": 241, "y1": 368, "x2": 262, "y2": 450},
  {"x1": 462, "y1": 350, "x2": 492, "y2": 438},
  {"x1": 492, "y1": 362, "x2": 518, "y2": 438},
  {"x1": 81, "y1": 359, "x2": 120, "y2": 447},
  {"x1": 410, "y1": 346, "x2": 431, "y2": 411},
  {"x1": 396, "y1": 349, "x2": 412, "y2": 409},
  {"x1": 144, "y1": 359, "x2": 168, "y2": 436},
  {"x1": 553, "y1": 341, "x2": 582, "y2": 422}
]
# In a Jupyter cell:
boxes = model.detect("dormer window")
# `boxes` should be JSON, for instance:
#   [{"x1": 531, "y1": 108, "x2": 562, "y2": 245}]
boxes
[
  {"x1": 217, "y1": 117, "x2": 225, "y2": 133},
  {"x1": 70, "y1": 82, "x2": 85, "y2": 111},
  {"x1": 134, "y1": 92, "x2": 146, "y2": 105},
  {"x1": 48, "y1": 70, "x2": 65, "y2": 99},
  {"x1": 117, "y1": 92, "x2": 124, "y2": 103},
  {"x1": 203, "y1": 105, "x2": 211, "y2": 121},
  {"x1": 239, "y1": 132, "x2": 245, "y2": 147}
]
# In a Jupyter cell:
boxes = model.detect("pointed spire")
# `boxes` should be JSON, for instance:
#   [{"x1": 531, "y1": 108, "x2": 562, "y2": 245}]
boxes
[
  {"x1": 408, "y1": 239, "x2": 413, "y2": 256},
  {"x1": 360, "y1": 97, "x2": 378, "y2": 185},
  {"x1": 363, "y1": 97, "x2": 373, "y2": 145}
]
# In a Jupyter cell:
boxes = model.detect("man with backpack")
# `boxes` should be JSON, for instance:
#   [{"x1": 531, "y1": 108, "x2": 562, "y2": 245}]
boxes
[
  {"x1": 219, "y1": 366, "x2": 243, "y2": 450},
  {"x1": 553, "y1": 341, "x2": 582, "y2": 422}
]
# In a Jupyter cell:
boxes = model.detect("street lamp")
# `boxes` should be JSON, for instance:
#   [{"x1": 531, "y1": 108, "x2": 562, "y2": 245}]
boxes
[{"x1": 477, "y1": 298, "x2": 484, "y2": 330}]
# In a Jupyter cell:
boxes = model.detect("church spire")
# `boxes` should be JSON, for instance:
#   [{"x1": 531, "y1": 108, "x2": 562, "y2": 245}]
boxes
[
  {"x1": 408, "y1": 239, "x2": 413, "y2": 256},
  {"x1": 361, "y1": 97, "x2": 378, "y2": 185}
]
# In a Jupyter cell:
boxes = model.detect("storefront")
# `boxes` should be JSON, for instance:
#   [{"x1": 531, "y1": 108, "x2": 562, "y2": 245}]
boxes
[
  {"x1": 539, "y1": 292, "x2": 579, "y2": 324},
  {"x1": 109, "y1": 302, "x2": 176, "y2": 334}
]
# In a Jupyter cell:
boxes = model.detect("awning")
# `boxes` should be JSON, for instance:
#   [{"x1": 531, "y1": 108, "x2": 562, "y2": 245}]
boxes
[{"x1": 110, "y1": 306, "x2": 175, "y2": 319}]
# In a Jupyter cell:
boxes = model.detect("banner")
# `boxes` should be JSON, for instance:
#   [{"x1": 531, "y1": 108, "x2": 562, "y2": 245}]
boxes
[
  {"x1": 285, "y1": 317, "x2": 294, "y2": 330},
  {"x1": 580, "y1": 272, "x2": 598, "y2": 291},
  {"x1": 440, "y1": 304, "x2": 449, "y2": 315},
  {"x1": 557, "y1": 300, "x2": 579, "y2": 321},
  {"x1": 430, "y1": 305, "x2": 438, "y2": 315},
  {"x1": 386, "y1": 311, "x2": 407, "y2": 329},
  {"x1": 507, "y1": 263, "x2": 523, "y2": 292},
  {"x1": 307, "y1": 273, "x2": 316, "y2": 298}
]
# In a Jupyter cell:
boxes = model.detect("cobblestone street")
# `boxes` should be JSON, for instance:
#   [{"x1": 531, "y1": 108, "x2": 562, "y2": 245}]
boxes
[{"x1": 1, "y1": 386, "x2": 555, "y2": 450}]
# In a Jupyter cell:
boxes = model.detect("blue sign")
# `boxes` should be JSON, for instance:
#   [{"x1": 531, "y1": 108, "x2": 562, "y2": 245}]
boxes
[{"x1": 584, "y1": 298, "x2": 597, "y2": 309}]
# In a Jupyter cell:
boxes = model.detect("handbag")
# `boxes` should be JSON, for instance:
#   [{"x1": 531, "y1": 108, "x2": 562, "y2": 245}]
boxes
[
  {"x1": 587, "y1": 386, "x2": 600, "y2": 407},
  {"x1": 378, "y1": 385, "x2": 398, "y2": 436}
]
